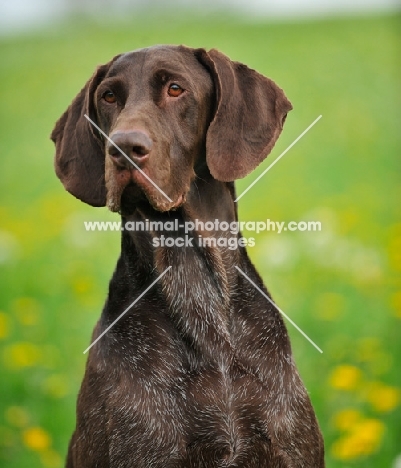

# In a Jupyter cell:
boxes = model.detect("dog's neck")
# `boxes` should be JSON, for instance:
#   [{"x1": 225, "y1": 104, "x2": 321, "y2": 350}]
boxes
[{"x1": 120, "y1": 175, "x2": 241, "y2": 367}]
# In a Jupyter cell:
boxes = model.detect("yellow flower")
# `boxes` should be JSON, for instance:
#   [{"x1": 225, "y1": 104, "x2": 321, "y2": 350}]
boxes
[
  {"x1": 329, "y1": 365, "x2": 362, "y2": 391},
  {"x1": 3, "y1": 342, "x2": 42, "y2": 368},
  {"x1": 23, "y1": 427, "x2": 51, "y2": 451},
  {"x1": 332, "y1": 418, "x2": 385, "y2": 460},
  {"x1": 0, "y1": 312, "x2": 10, "y2": 339},
  {"x1": 365, "y1": 382, "x2": 400, "y2": 413},
  {"x1": 332, "y1": 435, "x2": 359, "y2": 460},
  {"x1": 350, "y1": 418, "x2": 385, "y2": 453},
  {"x1": 5, "y1": 406, "x2": 29, "y2": 427},
  {"x1": 332, "y1": 408, "x2": 362, "y2": 431}
]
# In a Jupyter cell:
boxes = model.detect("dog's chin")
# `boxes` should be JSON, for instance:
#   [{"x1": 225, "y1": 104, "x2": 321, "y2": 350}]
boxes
[
  {"x1": 107, "y1": 178, "x2": 187, "y2": 215},
  {"x1": 118, "y1": 183, "x2": 145, "y2": 214}
]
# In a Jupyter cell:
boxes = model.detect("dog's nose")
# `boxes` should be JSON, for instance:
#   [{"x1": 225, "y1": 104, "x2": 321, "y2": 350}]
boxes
[{"x1": 107, "y1": 130, "x2": 153, "y2": 168}]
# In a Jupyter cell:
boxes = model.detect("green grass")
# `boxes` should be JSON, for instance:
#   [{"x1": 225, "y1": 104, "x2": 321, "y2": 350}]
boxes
[{"x1": 0, "y1": 12, "x2": 400, "y2": 467}]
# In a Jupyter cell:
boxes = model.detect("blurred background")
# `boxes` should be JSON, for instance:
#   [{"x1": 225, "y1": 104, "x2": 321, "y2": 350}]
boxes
[{"x1": 0, "y1": 0, "x2": 400, "y2": 466}]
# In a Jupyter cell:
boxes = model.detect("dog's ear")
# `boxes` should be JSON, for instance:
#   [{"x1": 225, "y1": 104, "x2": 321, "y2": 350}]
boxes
[
  {"x1": 195, "y1": 48, "x2": 292, "y2": 182},
  {"x1": 51, "y1": 57, "x2": 120, "y2": 206}
]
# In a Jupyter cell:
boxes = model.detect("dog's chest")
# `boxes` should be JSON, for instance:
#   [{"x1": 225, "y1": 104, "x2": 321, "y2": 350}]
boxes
[{"x1": 103, "y1": 369, "x2": 270, "y2": 466}]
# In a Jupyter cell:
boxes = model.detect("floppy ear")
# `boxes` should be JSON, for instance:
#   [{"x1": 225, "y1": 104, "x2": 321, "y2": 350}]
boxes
[
  {"x1": 195, "y1": 49, "x2": 292, "y2": 182},
  {"x1": 51, "y1": 58, "x2": 119, "y2": 206}
]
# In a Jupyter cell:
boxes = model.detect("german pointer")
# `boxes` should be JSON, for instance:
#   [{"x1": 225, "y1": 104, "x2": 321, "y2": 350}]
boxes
[{"x1": 51, "y1": 45, "x2": 324, "y2": 467}]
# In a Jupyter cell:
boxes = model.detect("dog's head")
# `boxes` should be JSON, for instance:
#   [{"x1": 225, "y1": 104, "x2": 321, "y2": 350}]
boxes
[{"x1": 51, "y1": 45, "x2": 292, "y2": 212}]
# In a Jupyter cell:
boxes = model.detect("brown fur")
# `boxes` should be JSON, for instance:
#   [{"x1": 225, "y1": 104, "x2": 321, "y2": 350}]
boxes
[{"x1": 52, "y1": 45, "x2": 324, "y2": 467}]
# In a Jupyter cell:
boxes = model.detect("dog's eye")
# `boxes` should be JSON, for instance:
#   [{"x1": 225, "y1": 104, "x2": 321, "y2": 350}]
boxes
[
  {"x1": 103, "y1": 91, "x2": 117, "y2": 104},
  {"x1": 167, "y1": 83, "x2": 184, "y2": 98}
]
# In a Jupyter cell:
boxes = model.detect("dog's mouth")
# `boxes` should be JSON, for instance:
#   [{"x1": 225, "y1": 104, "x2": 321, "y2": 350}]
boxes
[{"x1": 107, "y1": 166, "x2": 186, "y2": 214}]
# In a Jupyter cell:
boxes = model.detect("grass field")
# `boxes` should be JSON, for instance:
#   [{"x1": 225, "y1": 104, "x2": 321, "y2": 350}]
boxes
[{"x1": 0, "y1": 11, "x2": 400, "y2": 467}]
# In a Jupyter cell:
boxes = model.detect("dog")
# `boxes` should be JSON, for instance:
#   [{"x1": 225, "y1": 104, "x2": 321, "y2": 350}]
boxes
[{"x1": 52, "y1": 45, "x2": 325, "y2": 467}]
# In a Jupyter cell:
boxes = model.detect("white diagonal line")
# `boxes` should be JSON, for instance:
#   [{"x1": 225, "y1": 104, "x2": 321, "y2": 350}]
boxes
[
  {"x1": 83, "y1": 266, "x2": 172, "y2": 354},
  {"x1": 235, "y1": 115, "x2": 322, "y2": 202},
  {"x1": 235, "y1": 266, "x2": 323, "y2": 353},
  {"x1": 84, "y1": 114, "x2": 173, "y2": 202}
]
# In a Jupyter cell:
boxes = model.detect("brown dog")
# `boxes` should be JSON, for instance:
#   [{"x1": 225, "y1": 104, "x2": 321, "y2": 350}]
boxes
[{"x1": 52, "y1": 45, "x2": 324, "y2": 467}]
